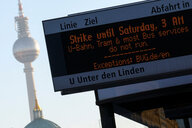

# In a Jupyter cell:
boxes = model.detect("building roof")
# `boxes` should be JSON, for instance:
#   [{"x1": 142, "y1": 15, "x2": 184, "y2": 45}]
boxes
[{"x1": 25, "y1": 118, "x2": 61, "y2": 128}]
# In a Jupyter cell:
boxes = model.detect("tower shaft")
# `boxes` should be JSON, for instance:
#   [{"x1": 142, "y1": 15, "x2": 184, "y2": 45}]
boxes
[{"x1": 24, "y1": 63, "x2": 36, "y2": 121}]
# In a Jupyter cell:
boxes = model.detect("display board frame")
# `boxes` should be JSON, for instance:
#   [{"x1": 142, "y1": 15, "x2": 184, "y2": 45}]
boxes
[{"x1": 43, "y1": 0, "x2": 192, "y2": 94}]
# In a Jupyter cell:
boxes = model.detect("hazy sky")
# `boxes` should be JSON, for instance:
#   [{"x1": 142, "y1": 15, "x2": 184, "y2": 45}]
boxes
[{"x1": 0, "y1": 0, "x2": 146, "y2": 128}]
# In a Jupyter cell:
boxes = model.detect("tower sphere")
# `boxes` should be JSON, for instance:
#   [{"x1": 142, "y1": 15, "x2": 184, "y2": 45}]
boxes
[{"x1": 13, "y1": 37, "x2": 40, "y2": 63}]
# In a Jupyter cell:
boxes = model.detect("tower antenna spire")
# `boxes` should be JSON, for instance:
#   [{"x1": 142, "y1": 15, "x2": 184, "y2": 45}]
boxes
[
  {"x1": 18, "y1": 0, "x2": 24, "y2": 17},
  {"x1": 15, "y1": 0, "x2": 30, "y2": 38}
]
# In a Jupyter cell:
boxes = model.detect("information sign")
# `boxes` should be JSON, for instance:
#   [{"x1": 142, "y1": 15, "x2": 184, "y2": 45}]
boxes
[{"x1": 43, "y1": 0, "x2": 192, "y2": 94}]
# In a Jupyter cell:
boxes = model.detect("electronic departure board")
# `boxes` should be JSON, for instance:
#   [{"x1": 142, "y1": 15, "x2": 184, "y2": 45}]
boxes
[{"x1": 43, "y1": 0, "x2": 192, "y2": 94}]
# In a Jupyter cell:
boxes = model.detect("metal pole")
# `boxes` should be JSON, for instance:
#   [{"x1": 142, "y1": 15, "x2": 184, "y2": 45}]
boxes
[
  {"x1": 184, "y1": 118, "x2": 190, "y2": 128},
  {"x1": 99, "y1": 104, "x2": 116, "y2": 128}
]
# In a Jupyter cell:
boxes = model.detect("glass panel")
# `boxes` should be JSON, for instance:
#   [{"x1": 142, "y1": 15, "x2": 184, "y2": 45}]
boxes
[{"x1": 115, "y1": 107, "x2": 192, "y2": 128}]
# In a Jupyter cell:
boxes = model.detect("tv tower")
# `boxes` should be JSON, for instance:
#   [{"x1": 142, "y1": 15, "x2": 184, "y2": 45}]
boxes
[{"x1": 13, "y1": 0, "x2": 40, "y2": 121}]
